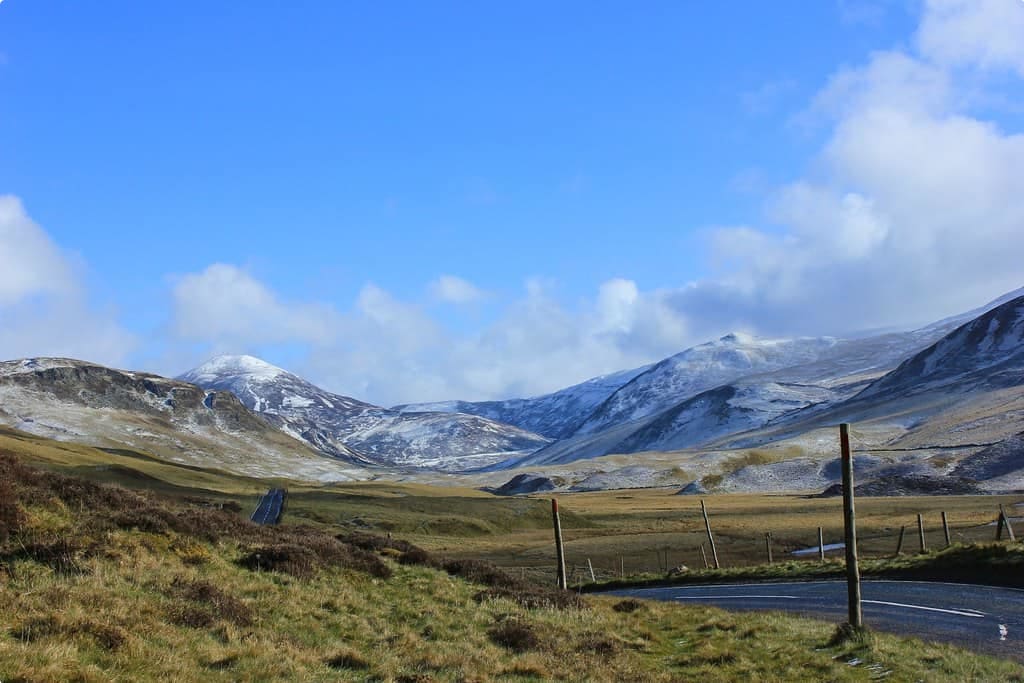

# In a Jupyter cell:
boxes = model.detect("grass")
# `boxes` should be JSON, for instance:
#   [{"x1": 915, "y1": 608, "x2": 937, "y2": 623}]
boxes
[
  {"x1": 2, "y1": 450, "x2": 1023, "y2": 680},
  {"x1": 584, "y1": 542, "x2": 1024, "y2": 592}
]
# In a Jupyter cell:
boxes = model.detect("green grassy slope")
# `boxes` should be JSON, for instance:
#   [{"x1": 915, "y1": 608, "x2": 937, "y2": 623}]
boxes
[{"x1": 1, "y1": 449, "x2": 1023, "y2": 681}]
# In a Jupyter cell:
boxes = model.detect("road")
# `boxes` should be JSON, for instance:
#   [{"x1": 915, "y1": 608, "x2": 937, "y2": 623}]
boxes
[
  {"x1": 607, "y1": 580, "x2": 1024, "y2": 662},
  {"x1": 250, "y1": 488, "x2": 286, "y2": 525}
]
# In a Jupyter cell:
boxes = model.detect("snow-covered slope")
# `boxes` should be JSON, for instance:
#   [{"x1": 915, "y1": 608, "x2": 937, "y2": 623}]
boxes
[
  {"x1": 0, "y1": 358, "x2": 364, "y2": 482},
  {"x1": 394, "y1": 365, "x2": 650, "y2": 439},
  {"x1": 180, "y1": 356, "x2": 550, "y2": 470},
  {"x1": 497, "y1": 294, "x2": 1018, "y2": 469},
  {"x1": 854, "y1": 295, "x2": 1024, "y2": 401},
  {"x1": 570, "y1": 334, "x2": 841, "y2": 437}
]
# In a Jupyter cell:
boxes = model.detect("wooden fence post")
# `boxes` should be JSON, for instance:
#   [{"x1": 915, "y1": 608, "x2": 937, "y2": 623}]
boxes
[
  {"x1": 619, "y1": 556, "x2": 624, "y2": 578},
  {"x1": 941, "y1": 512, "x2": 951, "y2": 548},
  {"x1": 896, "y1": 525, "x2": 906, "y2": 555},
  {"x1": 1000, "y1": 505, "x2": 1016, "y2": 541},
  {"x1": 551, "y1": 499, "x2": 567, "y2": 590},
  {"x1": 765, "y1": 532, "x2": 773, "y2": 565},
  {"x1": 917, "y1": 513, "x2": 927, "y2": 553},
  {"x1": 699, "y1": 543, "x2": 709, "y2": 569},
  {"x1": 840, "y1": 423, "x2": 863, "y2": 629},
  {"x1": 818, "y1": 527, "x2": 826, "y2": 562},
  {"x1": 587, "y1": 558, "x2": 596, "y2": 582},
  {"x1": 701, "y1": 499, "x2": 721, "y2": 569}
]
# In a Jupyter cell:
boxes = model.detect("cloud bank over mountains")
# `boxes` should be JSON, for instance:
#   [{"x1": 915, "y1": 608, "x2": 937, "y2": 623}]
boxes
[
  {"x1": 0, "y1": 196, "x2": 135, "y2": 366},
  {"x1": 1, "y1": 0, "x2": 1021, "y2": 405}
]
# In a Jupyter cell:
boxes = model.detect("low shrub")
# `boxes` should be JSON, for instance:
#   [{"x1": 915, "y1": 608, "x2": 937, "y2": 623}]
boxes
[
  {"x1": 168, "y1": 577, "x2": 253, "y2": 626},
  {"x1": 487, "y1": 618, "x2": 540, "y2": 653}
]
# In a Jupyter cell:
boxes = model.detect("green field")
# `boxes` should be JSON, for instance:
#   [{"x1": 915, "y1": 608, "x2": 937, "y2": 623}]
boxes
[{"x1": 3, "y1": 432, "x2": 1023, "y2": 681}]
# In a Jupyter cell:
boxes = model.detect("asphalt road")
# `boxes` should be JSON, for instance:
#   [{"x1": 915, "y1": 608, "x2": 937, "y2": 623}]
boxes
[
  {"x1": 250, "y1": 488, "x2": 286, "y2": 525},
  {"x1": 607, "y1": 580, "x2": 1024, "y2": 662}
]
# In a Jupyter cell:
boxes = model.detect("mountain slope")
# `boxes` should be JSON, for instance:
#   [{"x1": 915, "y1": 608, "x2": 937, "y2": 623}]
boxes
[
  {"x1": 0, "y1": 358, "x2": 362, "y2": 481},
  {"x1": 854, "y1": 295, "x2": 1024, "y2": 401},
  {"x1": 499, "y1": 292, "x2": 1023, "y2": 469},
  {"x1": 394, "y1": 365, "x2": 649, "y2": 439},
  {"x1": 569, "y1": 334, "x2": 841, "y2": 437},
  {"x1": 180, "y1": 356, "x2": 550, "y2": 470}
]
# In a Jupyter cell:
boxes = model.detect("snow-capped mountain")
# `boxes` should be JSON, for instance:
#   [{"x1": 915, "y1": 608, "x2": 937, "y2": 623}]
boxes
[
  {"x1": 496, "y1": 292, "x2": 1021, "y2": 469},
  {"x1": 568, "y1": 333, "x2": 840, "y2": 437},
  {"x1": 394, "y1": 364, "x2": 650, "y2": 439},
  {"x1": 179, "y1": 355, "x2": 550, "y2": 470},
  {"x1": 854, "y1": 294, "x2": 1024, "y2": 401},
  {"x1": 0, "y1": 358, "x2": 363, "y2": 481}
]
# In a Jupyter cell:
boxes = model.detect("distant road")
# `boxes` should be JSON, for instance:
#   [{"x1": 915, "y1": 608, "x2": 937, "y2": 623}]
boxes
[
  {"x1": 250, "y1": 488, "x2": 286, "y2": 525},
  {"x1": 607, "y1": 580, "x2": 1024, "y2": 662}
]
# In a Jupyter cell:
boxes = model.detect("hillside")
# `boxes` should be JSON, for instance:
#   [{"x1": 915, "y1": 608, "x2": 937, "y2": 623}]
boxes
[
  {"x1": 181, "y1": 355, "x2": 550, "y2": 470},
  {"x1": 1, "y1": 450, "x2": 1021, "y2": 681},
  {"x1": 0, "y1": 358, "x2": 362, "y2": 482}
]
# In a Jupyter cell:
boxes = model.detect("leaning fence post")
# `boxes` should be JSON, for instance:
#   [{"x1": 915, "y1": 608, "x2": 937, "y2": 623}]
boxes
[
  {"x1": 699, "y1": 543, "x2": 709, "y2": 569},
  {"x1": 840, "y1": 423, "x2": 863, "y2": 629},
  {"x1": 587, "y1": 558, "x2": 596, "y2": 582},
  {"x1": 551, "y1": 499, "x2": 567, "y2": 590},
  {"x1": 818, "y1": 526, "x2": 826, "y2": 562},
  {"x1": 765, "y1": 532, "x2": 773, "y2": 565},
  {"x1": 701, "y1": 499, "x2": 721, "y2": 569},
  {"x1": 917, "y1": 513, "x2": 927, "y2": 553},
  {"x1": 1000, "y1": 505, "x2": 1016, "y2": 541},
  {"x1": 895, "y1": 525, "x2": 906, "y2": 556},
  {"x1": 941, "y1": 511, "x2": 951, "y2": 548}
]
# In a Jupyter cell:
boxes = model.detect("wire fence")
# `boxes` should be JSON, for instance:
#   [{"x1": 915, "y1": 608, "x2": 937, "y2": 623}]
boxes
[{"x1": 502, "y1": 506, "x2": 1023, "y2": 587}]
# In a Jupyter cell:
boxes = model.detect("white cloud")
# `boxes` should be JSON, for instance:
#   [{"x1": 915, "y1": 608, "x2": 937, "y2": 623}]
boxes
[
  {"x1": 0, "y1": 195, "x2": 134, "y2": 365},
  {"x1": 163, "y1": 1, "x2": 1024, "y2": 405},
  {"x1": 0, "y1": 196, "x2": 75, "y2": 306},
  {"x1": 171, "y1": 264, "x2": 336, "y2": 347},
  {"x1": 685, "y1": 1, "x2": 1024, "y2": 334},
  {"x1": 917, "y1": 0, "x2": 1024, "y2": 76},
  {"x1": 429, "y1": 275, "x2": 486, "y2": 304}
]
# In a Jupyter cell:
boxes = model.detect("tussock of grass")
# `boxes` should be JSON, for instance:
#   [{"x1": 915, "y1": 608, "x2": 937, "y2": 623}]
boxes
[
  {"x1": 487, "y1": 617, "x2": 540, "y2": 652},
  {"x1": 1, "y1": 451, "x2": 1022, "y2": 681}
]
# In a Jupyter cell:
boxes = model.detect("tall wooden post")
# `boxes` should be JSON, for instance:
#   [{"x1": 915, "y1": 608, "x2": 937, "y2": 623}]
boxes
[
  {"x1": 917, "y1": 513, "x2": 927, "y2": 553},
  {"x1": 699, "y1": 544, "x2": 709, "y2": 569},
  {"x1": 620, "y1": 556, "x2": 624, "y2": 578},
  {"x1": 818, "y1": 527, "x2": 826, "y2": 562},
  {"x1": 765, "y1": 532, "x2": 773, "y2": 565},
  {"x1": 895, "y1": 525, "x2": 906, "y2": 556},
  {"x1": 941, "y1": 512, "x2": 951, "y2": 548},
  {"x1": 587, "y1": 558, "x2": 596, "y2": 582},
  {"x1": 1000, "y1": 505, "x2": 1016, "y2": 541},
  {"x1": 840, "y1": 423, "x2": 862, "y2": 629},
  {"x1": 551, "y1": 499, "x2": 567, "y2": 590},
  {"x1": 700, "y1": 499, "x2": 720, "y2": 569}
]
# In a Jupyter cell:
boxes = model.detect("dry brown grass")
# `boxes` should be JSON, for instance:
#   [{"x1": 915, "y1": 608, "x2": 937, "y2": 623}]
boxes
[{"x1": 0, "y1": 448, "x2": 1022, "y2": 681}]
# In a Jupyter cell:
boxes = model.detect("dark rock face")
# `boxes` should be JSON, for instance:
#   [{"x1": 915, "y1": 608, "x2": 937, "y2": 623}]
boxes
[
  {"x1": 856, "y1": 295, "x2": 1024, "y2": 400},
  {"x1": 819, "y1": 476, "x2": 984, "y2": 497},
  {"x1": 952, "y1": 431, "x2": 1024, "y2": 481},
  {"x1": 487, "y1": 473, "x2": 560, "y2": 496},
  {"x1": 0, "y1": 359, "x2": 267, "y2": 432}
]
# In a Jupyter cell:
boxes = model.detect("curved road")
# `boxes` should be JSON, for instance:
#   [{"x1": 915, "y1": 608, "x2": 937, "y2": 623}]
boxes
[{"x1": 608, "y1": 580, "x2": 1024, "y2": 662}]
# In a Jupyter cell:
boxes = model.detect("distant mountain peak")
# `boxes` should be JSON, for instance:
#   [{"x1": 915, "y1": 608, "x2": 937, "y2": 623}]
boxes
[
  {"x1": 717, "y1": 332, "x2": 754, "y2": 344},
  {"x1": 186, "y1": 354, "x2": 289, "y2": 382}
]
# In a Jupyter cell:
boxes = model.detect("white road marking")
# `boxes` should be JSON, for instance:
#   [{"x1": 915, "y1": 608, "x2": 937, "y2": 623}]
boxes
[
  {"x1": 674, "y1": 594, "x2": 799, "y2": 600},
  {"x1": 863, "y1": 600, "x2": 986, "y2": 618}
]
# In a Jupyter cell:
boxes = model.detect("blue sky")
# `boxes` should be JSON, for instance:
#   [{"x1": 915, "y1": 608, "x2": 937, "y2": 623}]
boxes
[{"x1": 1, "y1": 1, "x2": 1022, "y2": 405}]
